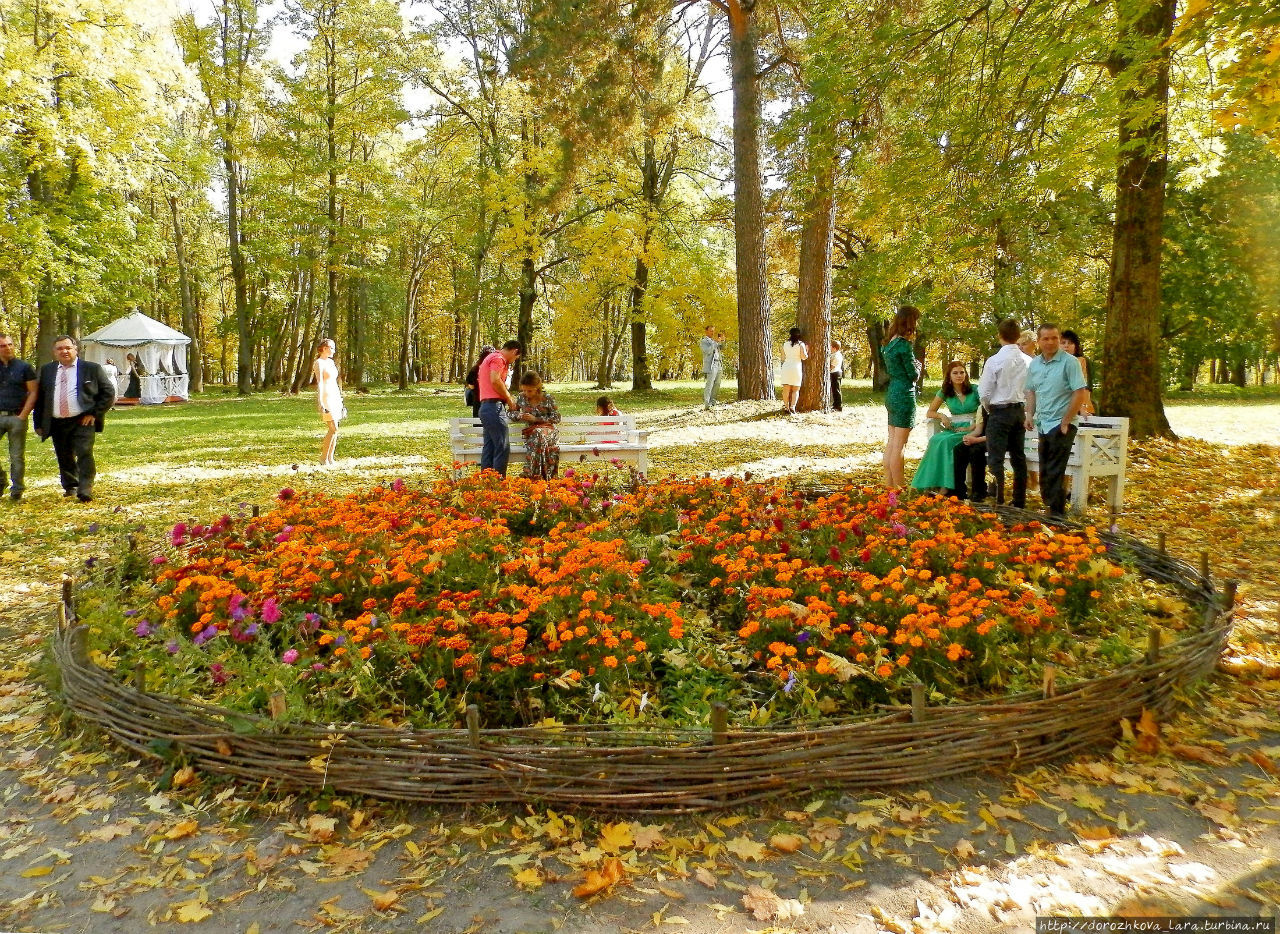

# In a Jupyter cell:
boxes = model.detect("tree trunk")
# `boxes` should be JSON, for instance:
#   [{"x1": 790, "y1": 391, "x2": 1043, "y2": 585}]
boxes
[
  {"x1": 168, "y1": 195, "x2": 203, "y2": 392},
  {"x1": 992, "y1": 216, "x2": 1015, "y2": 323},
  {"x1": 726, "y1": 0, "x2": 774, "y2": 401},
  {"x1": 796, "y1": 156, "x2": 837, "y2": 413},
  {"x1": 868, "y1": 320, "x2": 889, "y2": 391},
  {"x1": 629, "y1": 138, "x2": 660, "y2": 392},
  {"x1": 1101, "y1": 0, "x2": 1175, "y2": 438},
  {"x1": 517, "y1": 255, "x2": 536, "y2": 384},
  {"x1": 224, "y1": 157, "x2": 253, "y2": 395},
  {"x1": 400, "y1": 253, "x2": 424, "y2": 391}
]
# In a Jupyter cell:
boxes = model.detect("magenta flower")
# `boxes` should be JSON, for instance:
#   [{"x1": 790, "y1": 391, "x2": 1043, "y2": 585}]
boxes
[
  {"x1": 278, "y1": 488, "x2": 295, "y2": 501},
  {"x1": 392, "y1": 478, "x2": 405, "y2": 492},
  {"x1": 151, "y1": 555, "x2": 167, "y2": 565},
  {"x1": 229, "y1": 594, "x2": 249, "y2": 622},
  {"x1": 260, "y1": 598, "x2": 281, "y2": 624},
  {"x1": 210, "y1": 663, "x2": 228, "y2": 685},
  {"x1": 281, "y1": 649, "x2": 299, "y2": 665}
]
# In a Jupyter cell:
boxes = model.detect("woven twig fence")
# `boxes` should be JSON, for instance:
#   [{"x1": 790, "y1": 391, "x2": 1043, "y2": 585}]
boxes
[{"x1": 52, "y1": 508, "x2": 1236, "y2": 813}]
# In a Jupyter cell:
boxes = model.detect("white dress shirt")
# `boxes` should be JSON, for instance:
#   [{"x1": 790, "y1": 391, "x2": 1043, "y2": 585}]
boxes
[
  {"x1": 55, "y1": 362, "x2": 86, "y2": 419},
  {"x1": 830, "y1": 350, "x2": 844, "y2": 375},
  {"x1": 978, "y1": 343, "x2": 1029, "y2": 408}
]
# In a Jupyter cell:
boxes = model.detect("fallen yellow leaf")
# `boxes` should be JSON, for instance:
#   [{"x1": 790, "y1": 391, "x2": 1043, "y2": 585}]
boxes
[
  {"x1": 364, "y1": 889, "x2": 399, "y2": 912},
  {"x1": 513, "y1": 866, "x2": 543, "y2": 889},
  {"x1": 167, "y1": 819, "x2": 200, "y2": 841},
  {"x1": 572, "y1": 857, "x2": 625, "y2": 899},
  {"x1": 769, "y1": 833, "x2": 804, "y2": 854},
  {"x1": 173, "y1": 899, "x2": 212, "y2": 923}
]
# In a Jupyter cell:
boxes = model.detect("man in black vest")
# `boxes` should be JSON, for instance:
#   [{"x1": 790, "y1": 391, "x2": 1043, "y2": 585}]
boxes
[{"x1": 33, "y1": 335, "x2": 116, "y2": 502}]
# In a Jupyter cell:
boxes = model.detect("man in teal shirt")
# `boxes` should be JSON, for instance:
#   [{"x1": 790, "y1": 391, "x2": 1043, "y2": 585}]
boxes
[{"x1": 1024, "y1": 323, "x2": 1088, "y2": 516}]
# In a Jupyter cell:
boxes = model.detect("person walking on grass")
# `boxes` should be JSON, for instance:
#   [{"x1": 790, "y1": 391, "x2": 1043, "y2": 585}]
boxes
[
  {"x1": 313, "y1": 338, "x2": 345, "y2": 466},
  {"x1": 700, "y1": 325, "x2": 724, "y2": 411},
  {"x1": 1025, "y1": 323, "x2": 1089, "y2": 517},
  {"x1": 33, "y1": 335, "x2": 116, "y2": 503},
  {"x1": 829, "y1": 340, "x2": 844, "y2": 412},
  {"x1": 0, "y1": 333, "x2": 37, "y2": 502},
  {"x1": 881, "y1": 305, "x2": 921, "y2": 488},
  {"x1": 479, "y1": 340, "x2": 522, "y2": 476},
  {"x1": 978, "y1": 318, "x2": 1030, "y2": 508}
]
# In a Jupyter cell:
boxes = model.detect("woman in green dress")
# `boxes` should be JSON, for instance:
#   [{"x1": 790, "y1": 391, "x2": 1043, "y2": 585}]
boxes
[
  {"x1": 881, "y1": 305, "x2": 921, "y2": 487},
  {"x1": 911, "y1": 361, "x2": 987, "y2": 500}
]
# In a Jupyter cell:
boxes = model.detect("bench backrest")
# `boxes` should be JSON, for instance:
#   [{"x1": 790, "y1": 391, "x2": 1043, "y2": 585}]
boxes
[{"x1": 450, "y1": 415, "x2": 638, "y2": 448}]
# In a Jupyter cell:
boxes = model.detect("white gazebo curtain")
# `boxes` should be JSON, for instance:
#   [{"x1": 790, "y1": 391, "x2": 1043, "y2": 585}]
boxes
[{"x1": 81, "y1": 312, "x2": 191, "y2": 403}]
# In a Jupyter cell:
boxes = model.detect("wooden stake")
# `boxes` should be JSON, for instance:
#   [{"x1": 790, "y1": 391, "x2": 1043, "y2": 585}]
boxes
[
  {"x1": 911, "y1": 683, "x2": 927, "y2": 723},
  {"x1": 70, "y1": 626, "x2": 88, "y2": 665},
  {"x1": 1223, "y1": 580, "x2": 1238, "y2": 615},
  {"x1": 710, "y1": 702, "x2": 729, "y2": 745},
  {"x1": 466, "y1": 704, "x2": 481, "y2": 747},
  {"x1": 133, "y1": 661, "x2": 146, "y2": 693},
  {"x1": 61, "y1": 576, "x2": 74, "y2": 620},
  {"x1": 1147, "y1": 626, "x2": 1161, "y2": 664},
  {"x1": 1041, "y1": 665, "x2": 1057, "y2": 699},
  {"x1": 1199, "y1": 550, "x2": 1209, "y2": 582},
  {"x1": 251, "y1": 505, "x2": 260, "y2": 518},
  {"x1": 268, "y1": 692, "x2": 287, "y2": 719},
  {"x1": 1156, "y1": 532, "x2": 1166, "y2": 555}
]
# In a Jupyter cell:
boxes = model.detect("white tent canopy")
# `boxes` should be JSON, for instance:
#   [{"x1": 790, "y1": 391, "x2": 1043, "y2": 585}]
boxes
[{"x1": 82, "y1": 311, "x2": 191, "y2": 403}]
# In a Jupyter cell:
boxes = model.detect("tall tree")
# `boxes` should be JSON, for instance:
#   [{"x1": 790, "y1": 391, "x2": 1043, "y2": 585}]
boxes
[
  {"x1": 177, "y1": 0, "x2": 269, "y2": 394},
  {"x1": 1101, "y1": 0, "x2": 1175, "y2": 436}
]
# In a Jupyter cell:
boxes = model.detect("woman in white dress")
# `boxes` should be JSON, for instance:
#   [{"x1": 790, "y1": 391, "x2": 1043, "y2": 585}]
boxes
[
  {"x1": 312, "y1": 339, "x2": 344, "y2": 466},
  {"x1": 780, "y1": 327, "x2": 808, "y2": 415}
]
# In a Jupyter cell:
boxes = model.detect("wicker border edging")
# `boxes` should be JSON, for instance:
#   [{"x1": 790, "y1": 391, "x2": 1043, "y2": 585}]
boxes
[{"x1": 51, "y1": 515, "x2": 1236, "y2": 812}]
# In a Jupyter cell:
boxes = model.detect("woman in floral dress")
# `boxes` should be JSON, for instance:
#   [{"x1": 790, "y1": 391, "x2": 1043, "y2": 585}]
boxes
[{"x1": 511, "y1": 371, "x2": 561, "y2": 479}]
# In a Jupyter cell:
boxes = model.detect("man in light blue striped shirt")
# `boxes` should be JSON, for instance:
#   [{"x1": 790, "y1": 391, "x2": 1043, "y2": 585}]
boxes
[{"x1": 1024, "y1": 324, "x2": 1089, "y2": 516}]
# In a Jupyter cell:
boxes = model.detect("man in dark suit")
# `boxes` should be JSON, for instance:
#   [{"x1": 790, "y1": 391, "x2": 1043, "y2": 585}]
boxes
[{"x1": 33, "y1": 335, "x2": 116, "y2": 502}]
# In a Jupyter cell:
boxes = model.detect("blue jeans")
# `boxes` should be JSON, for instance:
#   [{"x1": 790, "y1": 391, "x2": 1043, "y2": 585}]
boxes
[
  {"x1": 479, "y1": 400, "x2": 509, "y2": 476},
  {"x1": 0, "y1": 413, "x2": 28, "y2": 497}
]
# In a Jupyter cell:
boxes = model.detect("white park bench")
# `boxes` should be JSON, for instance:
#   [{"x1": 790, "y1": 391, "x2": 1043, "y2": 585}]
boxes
[
  {"x1": 924, "y1": 414, "x2": 1129, "y2": 515},
  {"x1": 448, "y1": 415, "x2": 650, "y2": 477}
]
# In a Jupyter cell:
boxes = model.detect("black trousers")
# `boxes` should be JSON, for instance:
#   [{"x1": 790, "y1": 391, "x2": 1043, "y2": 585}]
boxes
[
  {"x1": 951, "y1": 441, "x2": 987, "y2": 501},
  {"x1": 830, "y1": 374, "x2": 842, "y2": 411},
  {"x1": 1038, "y1": 425, "x2": 1077, "y2": 516},
  {"x1": 49, "y1": 417, "x2": 97, "y2": 497},
  {"x1": 984, "y1": 405, "x2": 1026, "y2": 508}
]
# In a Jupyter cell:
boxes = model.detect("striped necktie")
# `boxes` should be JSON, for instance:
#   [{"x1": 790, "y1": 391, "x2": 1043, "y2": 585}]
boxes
[{"x1": 58, "y1": 365, "x2": 74, "y2": 418}]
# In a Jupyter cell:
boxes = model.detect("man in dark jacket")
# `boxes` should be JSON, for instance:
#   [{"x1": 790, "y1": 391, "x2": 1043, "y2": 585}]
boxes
[{"x1": 33, "y1": 335, "x2": 116, "y2": 502}]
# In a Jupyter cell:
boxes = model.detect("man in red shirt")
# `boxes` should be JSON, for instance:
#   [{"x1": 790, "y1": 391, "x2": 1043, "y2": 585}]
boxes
[{"x1": 478, "y1": 340, "x2": 522, "y2": 476}]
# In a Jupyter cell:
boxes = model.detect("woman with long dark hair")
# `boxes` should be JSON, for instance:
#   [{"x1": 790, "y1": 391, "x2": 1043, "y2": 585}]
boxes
[
  {"x1": 911, "y1": 360, "x2": 986, "y2": 499},
  {"x1": 779, "y1": 326, "x2": 808, "y2": 415},
  {"x1": 880, "y1": 306, "x2": 921, "y2": 487},
  {"x1": 464, "y1": 345, "x2": 497, "y2": 419},
  {"x1": 1060, "y1": 330, "x2": 1094, "y2": 416},
  {"x1": 511, "y1": 370, "x2": 561, "y2": 479}
]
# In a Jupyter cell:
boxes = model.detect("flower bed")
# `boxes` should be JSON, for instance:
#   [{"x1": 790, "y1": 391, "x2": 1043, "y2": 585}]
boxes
[{"x1": 78, "y1": 472, "x2": 1196, "y2": 732}]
